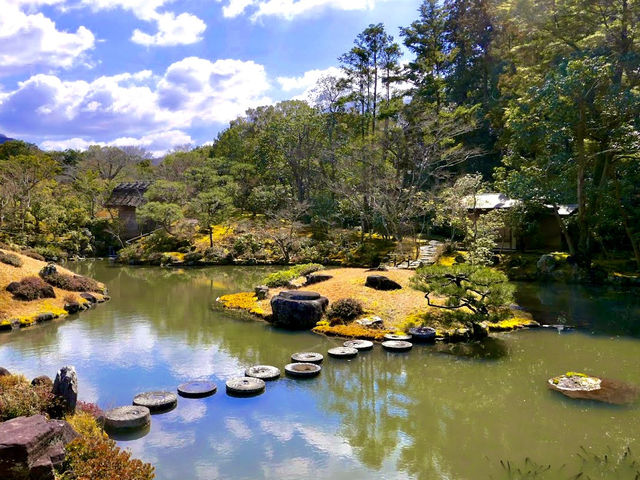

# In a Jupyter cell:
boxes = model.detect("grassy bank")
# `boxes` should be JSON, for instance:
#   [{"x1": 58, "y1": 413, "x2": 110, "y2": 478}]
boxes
[{"x1": 0, "y1": 249, "x2": 107, "y2": 330}]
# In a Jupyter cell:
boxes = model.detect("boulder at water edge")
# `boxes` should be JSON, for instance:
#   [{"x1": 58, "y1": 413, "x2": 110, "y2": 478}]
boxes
[
  {"x1": 0, "y1": 415, "x2": 78, "y2": 480},
  {"x1": 52, "y1": 366, "x2": 78, "y2": 413},
  {"x1": 270, "y1": 291, "x2": 329, "y2": 329}
]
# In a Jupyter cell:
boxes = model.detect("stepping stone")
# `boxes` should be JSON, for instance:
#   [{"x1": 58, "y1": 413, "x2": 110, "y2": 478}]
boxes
[
  {"x1": 226, "y1": 377, "x2": 266, "y2": 396},
  {"x1": 381, "y1": 340, "x2": 413, "y2": 352},
  {"x1": 133, "y1": 391, "x2": 177, "y2": 413},
  {"x1": 328, "y1": 347, "x2": 358, "y2": 359},
  {"x1": 285, "y1": 363, "x2": 322, "y2": 378},
  {"x1": 177, "y1": 381, "x2": 217, "y2": 398},
  {"x1": 343, "y1": 339, "x2": 374, "y2": 351},
  {"x1": 245, "y1": 365, "x2": 280, "y2": 381},
  {"x1": 104, "y1": 406, "x2": 151, "y2": 431},
  {"x1": 384, "y1": 333, "x2": 412, "y2": 341},
  {"x1": 291, "y1": 352, "x2": 323, "y2": 364}
]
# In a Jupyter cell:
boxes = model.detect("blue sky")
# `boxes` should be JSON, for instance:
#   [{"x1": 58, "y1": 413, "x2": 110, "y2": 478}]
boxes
[{"x1": 0, "y1": 0, "x2": 420, "y2": 155}]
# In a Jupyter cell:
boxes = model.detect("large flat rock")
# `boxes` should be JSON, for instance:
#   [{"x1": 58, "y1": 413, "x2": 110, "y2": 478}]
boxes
[{"x1": 0, "y1": 415, "x2": 78, "y2": 480}]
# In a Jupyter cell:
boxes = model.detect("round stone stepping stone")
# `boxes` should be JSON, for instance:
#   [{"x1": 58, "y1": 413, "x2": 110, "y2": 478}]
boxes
[
  {"x1": 408, "y1": 327, "x2": 437, "y2": 343},
  {"x1": 291, "y1": 352, "x2": 323, "y2": 364},
  {"x1": 285, "y1": 362, "x2": 322, "y2": 378},
  {"x1": 133, "y1": 391, "x2": 178, "y2": 413},
  {"x1": 328, "y1": 347, "x2": 358, "y2": 359},
  {"x1": 245, "y1": 365, "x2": 281, "y2": 381},
  {"x1": 381, "y1": 340, "x2": 413, "y2": 352},
  {"x1": 384, "y1": 333, "x2": 412, "y2": 341},
  {"x1": 226, "y1": 377, "x2": 266, "y2": 396},
  {"x1": 104, "y1": 405, "x2": 151, "y2": 431},
  {"x1": 343, "y1": 339, "x2": 374, "y2": 351},
  {"x1": 177, "y1": 381, "x2": 217, "y2": 398}
]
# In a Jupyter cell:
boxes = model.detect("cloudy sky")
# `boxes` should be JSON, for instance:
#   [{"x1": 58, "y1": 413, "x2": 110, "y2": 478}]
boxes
[{"x1": 0, "y1": 0, "x2": 419, "y2": 155}]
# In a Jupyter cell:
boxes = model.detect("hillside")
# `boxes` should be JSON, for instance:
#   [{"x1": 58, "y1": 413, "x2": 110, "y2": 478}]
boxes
[
  {"x1": 0, "y1": 134, "x2": 15, "y2": 144},
  {"x1": 0, "y1": 249, "x2": 107, "y2": 329}
]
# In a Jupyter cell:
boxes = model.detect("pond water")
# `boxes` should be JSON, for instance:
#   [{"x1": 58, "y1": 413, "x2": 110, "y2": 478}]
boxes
[{"x1": 1, "y1": 262, "x2": 639, "y2": 479}]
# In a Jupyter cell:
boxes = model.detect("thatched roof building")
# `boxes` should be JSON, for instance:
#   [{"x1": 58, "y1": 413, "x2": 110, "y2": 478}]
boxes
[{"x1": 105, "y1": 182, "x2": 152, "y2": 208}]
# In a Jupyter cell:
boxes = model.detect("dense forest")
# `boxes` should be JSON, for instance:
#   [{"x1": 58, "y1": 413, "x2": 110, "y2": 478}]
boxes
[{"x1": 0, "y1": 0, "x2": 638, "y2": 269}]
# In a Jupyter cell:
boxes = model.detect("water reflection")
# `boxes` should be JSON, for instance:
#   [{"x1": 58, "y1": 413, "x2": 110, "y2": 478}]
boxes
[
  {"x1": 515, "y1": 282, "x2": 640, "y2": 337},
  {"x1": 0, "y1": 262, "x2": 638, "y2": 479},
  {"x1": 432, "y1": 337, "x2": 509, "y2": 360}
]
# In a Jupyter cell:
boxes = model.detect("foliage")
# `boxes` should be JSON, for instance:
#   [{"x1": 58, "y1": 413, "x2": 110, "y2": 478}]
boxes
[
  {"x1": 7, "y1": 276, "x2": 56, "y2": 301},
  {"x1": 0, "y1": 251, "x2": 23, "y2": 267},
  {"x1": 411, "y1": 263, "x2": 514, "y2": 318},
  {"x1": 62, "y1": 433, "x2": 155, "y2": 480},
  {"x1": 0, "y1": 374, "x2": 54, "y2": 421},
  {"x1": 327, "y1": 298, "x2": 364, "y2": 322},
  {"x1": 263, "y1": 263, "x2": 324, "y2": 287},
  {"x1": 40, "y1": 271, "x2": 101, "y2": 292}
]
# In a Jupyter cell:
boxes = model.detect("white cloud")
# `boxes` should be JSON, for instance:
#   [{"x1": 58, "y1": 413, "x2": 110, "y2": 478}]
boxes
[
  {"x1": 217, "y1": 0, "x2": 388, "y2": 21},
  {"x1": 277, "y1": 65, "x2": 342, "y2": 100},
  {"x1": 40, "y1": 130, "x2": 194, "y2": 156},
  {"x1": 82, "y1": 0, "x2": 206, "y2": 46},
  {"x1": 0, "y1": 0, "x2": 94, "y2": 75},
  {"x1": 2, "y1": 57, "x2": 271, "y2": 154},
  {"x1": 131, "y1": 12, "x2": 206, "y2": 46}
]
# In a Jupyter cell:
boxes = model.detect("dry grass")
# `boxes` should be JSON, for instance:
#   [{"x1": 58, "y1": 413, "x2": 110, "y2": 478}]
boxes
[
  {"x1": 218, "y1": 267, "x2": 537, "y2": 340},
  {"x1": 221, "y1": 268, "x2": 434, "y2": 330},
  {"x1": 0, "y1": 249, "x2": 105, "y2": 324}
]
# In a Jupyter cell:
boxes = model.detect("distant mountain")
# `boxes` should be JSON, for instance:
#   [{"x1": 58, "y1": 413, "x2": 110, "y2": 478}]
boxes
[{"x1": 0, "y1": 133, "x2": 15, "y2": 144}]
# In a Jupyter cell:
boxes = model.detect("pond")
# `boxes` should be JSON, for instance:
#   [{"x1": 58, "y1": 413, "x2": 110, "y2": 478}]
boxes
[{"x1": 1, "y1": 262, "x2": 639, "y2": 479}]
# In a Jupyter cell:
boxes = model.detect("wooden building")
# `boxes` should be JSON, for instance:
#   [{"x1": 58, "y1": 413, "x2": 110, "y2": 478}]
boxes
[
  {"x1": 105, "y1": 182, "x2": 152, "y2": 240},
  {"x1": 468, "y1": 193, "x2": 577, "y2": 251}
]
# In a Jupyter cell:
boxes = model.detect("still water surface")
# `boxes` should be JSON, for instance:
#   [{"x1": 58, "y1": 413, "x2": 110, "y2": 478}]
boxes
[{"x1": 1, "y1": 262, "x2": 639, "y2": 479}]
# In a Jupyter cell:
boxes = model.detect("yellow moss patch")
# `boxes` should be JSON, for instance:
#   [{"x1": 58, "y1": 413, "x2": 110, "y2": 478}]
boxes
[
  {"x1": 438, "y1": 255, "x2": 456, "y2": 267},
  {"x1": 218, "y1": 292, "x2": 267, "y2": 317},
  {"x1": 486, "y1": 316, "x2": 539, "y2": 331},
  {"x1": 312, "y1": 323, "x2": 391, "y2": 341},
  {"x1": 40, "y1": 301, "x2": 67, "y2": 317}
]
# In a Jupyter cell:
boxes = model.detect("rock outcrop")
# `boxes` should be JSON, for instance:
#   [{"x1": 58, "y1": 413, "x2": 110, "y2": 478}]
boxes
[
  {"x1": 52, "y1": 366, "x2": 77, "y2": 413},
  {"x1": 270, "y1": 291, "x2": 329, "y2": 329},
  {"x1": 0, "y1": 415, "x2": 78, "y2": 480}
]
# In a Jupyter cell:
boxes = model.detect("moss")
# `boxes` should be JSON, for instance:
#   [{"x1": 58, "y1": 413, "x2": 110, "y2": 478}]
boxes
[
  {"x1": 565, "y1": 371, "x2": 589, "y2": 378},
  {"x1": 218, "y1": 292, "x2": 267, "y2": 317},
  {"x1": 312, "y1": 323, "x2": 391, "y2": 341},
  {"x1": 438, "y1": 255, "x2": 456, "y2": 267},
  {"x1": 486, "y1": 316, "x2": 539, "y2": 331}
]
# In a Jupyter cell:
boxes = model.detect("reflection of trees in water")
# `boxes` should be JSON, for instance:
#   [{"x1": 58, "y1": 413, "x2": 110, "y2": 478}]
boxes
[
  {"x1": 315, "y1": 342, "x2": 520, "y2": 480},
  {"x1": 515, "y1": 283, "x2": 640, "y2": 337}
]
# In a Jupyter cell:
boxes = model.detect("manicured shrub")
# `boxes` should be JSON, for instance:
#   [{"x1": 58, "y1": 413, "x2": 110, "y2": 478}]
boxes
[
  {"x1": 263, "y1": 263, "x2": 324, "y2": 287},
  {"x1": 21, "y1": 249, "x2": 46, "y2": 261},
  {"x1": 41, "y1": 271, "x2": 101, "y2": 292},
  {"x1": 327, "y1": 298, "x2": 364, "y2": 322},
  {"x1": 7, "y1": 276, "x2": 56, "y2": 300},
  {"x1": 62, "y1": 435, "x2": 155, "y2": 480},
  {"x1": 0, "y1": 251, "x2": 23, "y2": 267},
  {"x1": 0, "y1": 375, "x2": 54, "y2": 421},
  {"x1": 76, "y1": 401, "x2": 104, "y2": 419}
]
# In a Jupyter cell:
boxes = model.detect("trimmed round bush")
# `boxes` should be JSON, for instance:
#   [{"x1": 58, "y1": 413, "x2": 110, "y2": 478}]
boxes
[
  {"x1": 6, "y1": 276, "x2": 55, "y2": 301},
  {"x1": 327, "y1": 298, "x2": 364, "y2": 322},
  {"x1": 0, "y1": 251, "x2": 23, "y2": 268}
]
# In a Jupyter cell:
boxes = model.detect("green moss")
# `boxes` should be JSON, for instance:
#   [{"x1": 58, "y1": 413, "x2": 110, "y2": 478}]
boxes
[{"x1": 263, "y1": 263, "x2": 323, "y2": 287}]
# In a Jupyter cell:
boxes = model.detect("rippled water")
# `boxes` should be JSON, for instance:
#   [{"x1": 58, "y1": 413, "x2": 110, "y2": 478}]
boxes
[{"x1": 1, "y1": 262, "x2": 639, "y2": 479}]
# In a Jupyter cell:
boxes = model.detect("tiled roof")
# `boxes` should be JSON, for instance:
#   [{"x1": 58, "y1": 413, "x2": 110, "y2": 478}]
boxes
[
  {"x1": 466, "y1": 193, "x2": 578, "y2": 217},
  {"x1": 105, "y1": 181, "x2": 152, "y2": 208}
]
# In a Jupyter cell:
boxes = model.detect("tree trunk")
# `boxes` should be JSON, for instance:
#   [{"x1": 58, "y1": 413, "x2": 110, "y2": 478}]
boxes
[
  {"x1": 553, "y1": 208, "x2": 576, "y2": 256},
  {"x1": 209, "y1": 227, "x2": 214, "y2": 248},
  {"x1": 612, "y1": 170, "x2": 640, "y2": 269}
]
